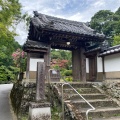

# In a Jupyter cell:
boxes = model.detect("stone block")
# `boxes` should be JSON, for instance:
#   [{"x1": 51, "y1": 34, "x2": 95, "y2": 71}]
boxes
[{"x1": 29, "y1": 102, "x2": 51, "y2": 120}]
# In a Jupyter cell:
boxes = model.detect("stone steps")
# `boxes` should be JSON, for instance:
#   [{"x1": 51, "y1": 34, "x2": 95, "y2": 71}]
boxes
[
  {"x1": 63, "y1": 87, "x2": 101, "y2": 94},
  {"x1": 93, "y1": 116, "x2": 120, "y2": 120},
  {"x1": 81, "y1": 107, "x2": 120, "y2": 119},
  {"x1": 52, "y1": 82, "x2": 120, "y2": 120},
  {"x1": 61, "y1": 83, "x2": 93, "y2": 88},
  {"x1": 71, "y1": 99, "x2": 118, "y2": 108},
  {"x1": 65, "y1": 93, "x2": 107, "y2": 100}
]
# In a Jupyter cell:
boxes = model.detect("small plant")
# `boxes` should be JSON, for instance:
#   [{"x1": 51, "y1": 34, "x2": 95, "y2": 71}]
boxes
[
  {"x1": 51, "y1": 106, "x2": 61, "y2": 120},
  {"x1": 65, "y1": 77, "x2": 73, "y2": 82},
  {"x1": 77, "y1": 89, "x2": 82, "y2": 93}
]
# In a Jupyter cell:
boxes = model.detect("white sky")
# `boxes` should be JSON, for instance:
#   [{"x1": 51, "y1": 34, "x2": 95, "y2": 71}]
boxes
[{"x1": 15, "y1": 0, "x2": 120, "y2": 45}]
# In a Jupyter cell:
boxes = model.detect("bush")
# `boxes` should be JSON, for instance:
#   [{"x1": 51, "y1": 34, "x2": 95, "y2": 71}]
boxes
[
  {"x1": 65, "y1": 77, "x2": 73, "y2": 82},
  {"x1": 63, "y1": 70, "x2": 72, "y2": 76},
  {"x1": 0, "y1": 65, "x2": 19, "y2": 83}
]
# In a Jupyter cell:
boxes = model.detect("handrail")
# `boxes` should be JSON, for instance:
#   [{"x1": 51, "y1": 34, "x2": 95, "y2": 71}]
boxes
[{"x1": 48, "y1": 69, "x2": 95, "y2": 120}]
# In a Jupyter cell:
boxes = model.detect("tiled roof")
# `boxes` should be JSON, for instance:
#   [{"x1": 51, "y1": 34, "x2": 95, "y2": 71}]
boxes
[
  {"x1": 23, "y1": 40, "x2": 48, "y2": 50},
  {"x1": 85, "y1": 47, "x2": 101, "y2": 53},
  {"x1": 31, "y1": 11, "x2": 105, "y2": 38},
  {"x1": 99, "y1": 45, "x2": 120, "y2": 56}
]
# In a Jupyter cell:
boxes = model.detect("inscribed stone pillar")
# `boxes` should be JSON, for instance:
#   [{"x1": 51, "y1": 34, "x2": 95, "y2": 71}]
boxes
[
  {"x1": 26, "y1": 52, "x2": 30, "y2": 80},
  {"x1": 36, "y1": 62, "x2": 45, "y2": 101},
  {"x1": 72, "y1": 47, "x2": 86, "y2": 82},
  {"x1": 29, "y1": 62, "x2": 51, "y2": 120}
]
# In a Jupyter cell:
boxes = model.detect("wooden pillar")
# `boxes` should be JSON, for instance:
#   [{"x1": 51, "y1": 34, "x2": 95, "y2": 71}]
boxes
[
  {"x1": 80, "y1": 47, "x2": 86, "y2": 82},
  {"x1": 72, "y1": 47, "x2": 86, "y2": 82},
  {"x1": 44, "y1": 45, "x2": 51, "y2": 81},
  {"x1": 26, "y1": 52, "x2": 30, "y2": 80},
  {"x1": 72, "y1": 49, "x2": 80, "y2": 81},
  {"x1": 102, "y1": 56, "x2": 105, "y2": 80}
]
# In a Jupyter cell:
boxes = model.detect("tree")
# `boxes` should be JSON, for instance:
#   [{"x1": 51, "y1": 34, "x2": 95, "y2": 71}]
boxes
[
  {"x1": 90, "y1": 10, "x2": 114, "y2": 36},
  {"x1": 90, "y1": 7, "x2": 120, "y2": 46},
  {"x1": 0, "y1": 0, "x2": 22, "y2": 82},
  {"x1": 0, "y1": 0, "x2": 22, "y2": 48},
  {"x1": 112, "y1": 34, "x2": 120, "y2": 46}
]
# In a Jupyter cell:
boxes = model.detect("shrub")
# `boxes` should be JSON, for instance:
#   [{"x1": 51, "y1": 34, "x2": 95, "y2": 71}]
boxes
[
  {"x1": 65, "y1": 77, "x2": 73, "y2": 82},
  {"x1": 0, "y1": 65, "x2": 19, "y2": 82},
  {"x1": 63, "y1": 70, "x2": 72, "y2": 76}
]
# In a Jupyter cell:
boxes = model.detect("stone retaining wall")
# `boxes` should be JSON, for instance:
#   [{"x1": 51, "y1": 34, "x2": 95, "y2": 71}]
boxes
[
  {"x1": 10, "y1": 82, "x2": 36, "y2": 119},
  {"x1": 101, "y1": 80, "x2": 120, "y2": 103}
]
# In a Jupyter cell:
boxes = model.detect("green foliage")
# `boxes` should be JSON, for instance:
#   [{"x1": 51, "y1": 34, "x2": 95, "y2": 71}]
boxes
[
  {"x1": 0, "y1": 0, "x2": 22, "y2": 82},
  {"x1": 0, "y1": 65, "x2": 19, "y2": 82},
  {"x1": 51, "y1": 49, "x2": 71, "y2": 60},
  {"x1": 63, "y1": 70, "x2": 72, "y2": 76},
  {"x1": 51, "y1": 106, "x2": 60, "y2": 120},
  {"x1": 0, "y1": 0, "x2": 22, "y2": 48},
  {"x1": 90, "y1": 10, "x2": 114, "y2": 35},
  {"x1": 115, "y1": 7, "x2": 120, "y2": 15},
  {"x1": 65, "y1": 77, "x2": 73, "y2": 82},
  {"x1": 53, "y1": 65, "x2": 60, "y2": 70},
  {"x1": 112, "y1": 34, "x2": 120, "y2": 46},
  {"x1": 90, "y1": 7, "x2": 120, "y2": 46}
]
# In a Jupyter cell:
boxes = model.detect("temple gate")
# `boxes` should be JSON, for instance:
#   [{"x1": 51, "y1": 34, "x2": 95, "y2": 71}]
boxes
[{"x1": 23, "y1": 11, "x2": 105, "y2": 82}]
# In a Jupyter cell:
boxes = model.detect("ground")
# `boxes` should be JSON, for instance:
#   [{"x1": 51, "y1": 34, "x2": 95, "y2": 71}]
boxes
[{"x1": 0, "y1": 84, "x2": 13, "y2": 120}]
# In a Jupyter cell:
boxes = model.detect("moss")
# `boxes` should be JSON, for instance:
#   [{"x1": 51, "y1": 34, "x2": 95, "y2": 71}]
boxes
[
  {"x1": 113, "y1": 113, "x2": 120, "y2": 116},
  {"x1": 51, "y1": 106, "x2": 61, "y2": 120}
]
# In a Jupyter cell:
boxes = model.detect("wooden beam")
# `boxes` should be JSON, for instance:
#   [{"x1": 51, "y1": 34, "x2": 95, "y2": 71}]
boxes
[{"x1": 25, "y1": 48, "x2": 47, "y2": 53}]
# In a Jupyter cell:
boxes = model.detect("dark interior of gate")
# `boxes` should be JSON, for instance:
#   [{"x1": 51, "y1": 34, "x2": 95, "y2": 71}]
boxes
[{"x1": 23, "y1": 11, "x2": 105, "y2": 82}]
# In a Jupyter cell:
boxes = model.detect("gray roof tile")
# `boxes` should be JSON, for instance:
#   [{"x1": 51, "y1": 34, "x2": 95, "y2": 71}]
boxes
[
  {"x1": 99, "y1": 45, "x2": 120, "y2": 56},
  {"x1": 31, "y1": 11, "x2": 105, "y2": 38}
]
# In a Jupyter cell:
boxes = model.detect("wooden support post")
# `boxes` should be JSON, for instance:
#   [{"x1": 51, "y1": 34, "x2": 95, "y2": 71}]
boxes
[
  {"x1": 72, "y1": 49, "x2": 80, "y2": 81},
  {"x1": 80, "y1": 47, "x2": 86, "y2": 82},
  {"x1": 26, "y1": 53, "x2": 30, "y2": 80},
  {"x1": 36, "y1": 62, "x2": 45, "y2": 101},
  {"x1": 102, "y1": 56, "x2": 105, "y2": 80},
  {"x1": 72, "y1": 47, "x2": 86, "y2": 82},
  {"x1": 44, "y1": 45, "x2": 51, "y2": 82}
]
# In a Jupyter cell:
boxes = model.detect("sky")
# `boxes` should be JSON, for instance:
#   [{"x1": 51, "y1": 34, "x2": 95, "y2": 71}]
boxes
[{"x1": 15, "y1": 0, "x2": 120, "y2": 45}]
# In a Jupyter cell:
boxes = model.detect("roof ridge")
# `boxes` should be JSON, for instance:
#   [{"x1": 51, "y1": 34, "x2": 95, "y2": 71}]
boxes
[{"x1": 34, "y1": 11, "x2": 87, "y2": 27}]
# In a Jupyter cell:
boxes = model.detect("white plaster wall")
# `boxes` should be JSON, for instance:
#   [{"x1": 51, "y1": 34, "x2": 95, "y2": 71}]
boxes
[
  {"x1": 30, "y1": 58, "x2": 44, "y2": 71},
  {"x1": 105, "y1": 53, "x2": 120, "y2": 72},
  {"x1": 86, "y1": 58, "x2": 89, "y2": 73},
  {"x1": 97, "y1": 57, "x2": 103, "y2": 72}
]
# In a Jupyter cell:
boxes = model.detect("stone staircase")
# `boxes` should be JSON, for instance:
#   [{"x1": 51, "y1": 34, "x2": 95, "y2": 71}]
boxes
[{"x1": 53, "y1": 82, "x2": 120, "y2": 120}]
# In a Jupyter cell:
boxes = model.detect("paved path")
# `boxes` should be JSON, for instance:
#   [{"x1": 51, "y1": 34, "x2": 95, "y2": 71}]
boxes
[{"x1": 0, "y1": 84, "x2": 13, "y2": 120}]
